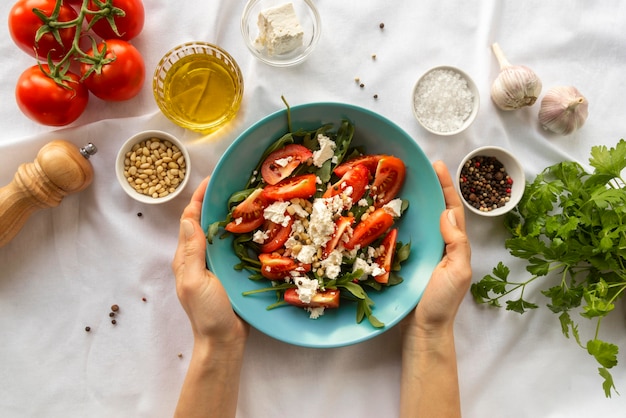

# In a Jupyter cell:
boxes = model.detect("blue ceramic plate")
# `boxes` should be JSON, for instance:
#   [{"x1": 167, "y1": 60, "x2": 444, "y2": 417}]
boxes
[{"x1": 201, "y1": 102, "x2": 444, "y2": 348}]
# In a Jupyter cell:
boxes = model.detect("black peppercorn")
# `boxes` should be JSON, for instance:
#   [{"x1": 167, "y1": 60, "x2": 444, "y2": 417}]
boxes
[{"x1": 459, "y1": 155, "x2": 512, "y2": 212}]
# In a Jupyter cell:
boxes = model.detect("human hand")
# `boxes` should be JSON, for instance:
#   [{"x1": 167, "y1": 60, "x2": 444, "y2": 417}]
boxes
[
  {"x1": 402, "y1": 160, "x2": 472, "y2": 343},
  {"x1": 172, "y1": 176, "x2": 249, "y2": 349}
]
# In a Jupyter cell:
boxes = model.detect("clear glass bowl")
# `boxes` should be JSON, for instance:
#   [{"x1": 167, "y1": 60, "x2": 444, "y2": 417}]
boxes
[
  {"x1": 241, "y1": 0, "x2": 321, "y2": 67},
  {"x1": 153, "y1": 42, "x2": 244, "y2": 133}
]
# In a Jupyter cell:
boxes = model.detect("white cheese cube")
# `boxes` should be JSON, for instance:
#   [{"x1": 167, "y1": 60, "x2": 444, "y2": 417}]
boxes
[{"x1": 255, "y1": 3, "x2": 304, "y2": 56}]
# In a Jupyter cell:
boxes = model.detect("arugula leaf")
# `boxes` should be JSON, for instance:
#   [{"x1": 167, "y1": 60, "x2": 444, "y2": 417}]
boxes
[{"x1": 473, "y1": 139, "x2": 626, "y2": 397}]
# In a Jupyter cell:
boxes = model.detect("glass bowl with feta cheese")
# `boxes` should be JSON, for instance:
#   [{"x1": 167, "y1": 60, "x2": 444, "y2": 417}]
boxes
[
  {"x1": 241, "y1": 0, "x2": 321, "y2": 67},
  {"x1": 200, "y1": 102, "x2": 445, "y2": 348}
]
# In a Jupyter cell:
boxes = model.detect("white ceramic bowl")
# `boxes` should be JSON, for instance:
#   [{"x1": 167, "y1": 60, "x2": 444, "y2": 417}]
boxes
[
  {"x1": 456, "y1": 146, "x2": 525, "y2": 217},
  {"x1": 116, "y1": 130, "x2": 191, "y2": 204},
  {"x1": 412, "y1": 65, "x2": 479, "y2": 136},
  {"x1": 241, "y1": 0, "x2": 321, "y2": 67}
]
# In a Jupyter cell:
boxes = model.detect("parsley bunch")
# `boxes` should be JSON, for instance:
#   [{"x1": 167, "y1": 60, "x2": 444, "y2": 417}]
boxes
[{"x1": 471, "y1": 139, "x2": 626, "y2": 398}]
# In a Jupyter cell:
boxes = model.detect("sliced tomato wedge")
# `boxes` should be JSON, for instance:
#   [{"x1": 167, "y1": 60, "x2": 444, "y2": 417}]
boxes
[
  {"x1": 258, "y1": 253, "x2": 311, "y2": 280},
  {"x1": 225, "y1": 188, "x2": 269, "y2": 233},
  {"x1": 334, "y1": 154, "x2": 386, "y2": 177},
  {"x1": 373, "y1": 228, "x2": 398, "y2": 284},
  {"x1": 344, "y1": 208, "x2": 394, "y2": 250},
  {"x1": 372, "y1": 156, "x2": 406, "y2": 207},
  {"x1": 261, "y1": 144, "x2": 313, "y2": 185},
  {"x1": 262, "y1": 173, "x2": 317, "y2": 201},
  {"x1": 259, "y1": 218, "x2": 294, "y2": 253},
  {"x1": 323, "y1": 216, "x2": 354, "y2": 258},
  {"x1": 283, "y1": 288, "x2": 340, "y2": 309},
  {"x1": 323, "y1": 164, "x2": 370, "y2": 202}
]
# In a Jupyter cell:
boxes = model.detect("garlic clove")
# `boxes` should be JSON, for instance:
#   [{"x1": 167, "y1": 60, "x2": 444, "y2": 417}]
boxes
[
  {"x1": 538, "y1": 86, "x2": 589, "y2": 135},
  {"x1": 490, "y1": 42, "x2": 542, "y2": 111}
]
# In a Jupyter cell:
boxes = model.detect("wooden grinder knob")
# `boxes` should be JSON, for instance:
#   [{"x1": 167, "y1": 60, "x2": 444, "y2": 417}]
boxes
[{"x1": 0, "y1": 140, "x2": 97, "y2": 247}]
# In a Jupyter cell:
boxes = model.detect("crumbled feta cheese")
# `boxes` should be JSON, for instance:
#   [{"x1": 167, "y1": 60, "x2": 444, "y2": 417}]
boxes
[
  {"x1": 255, "y1": 3, "x2": 304, "y2": 56},
  {"x1": 307, "y1": 306, "x2": 325, "y2": 319},
  {"x1": 295, "y1": 276, "x2": 319, "y2": 304},
  {"x1": 252, "y1": 229, "x2": 269, "y2": 244},
  {"x1": 312, "y1": 134, "x2": 336, "y2": 167},
  {"x1": 358, "y1": 199, "x2": 369, "y2": 207},
  {"x1": 264, "y1": 201, "x2": 291, "y2": 226},
  {"x1": 383, "y1": 198, "x2": 403, "y2": 218},
  {"x1": 321, "y1": 250, "x2": 343, "y2": 279},
  {"x1": 274, "y1": 156, "x2": 293, "y2": 167},
  {"x1": 290, "y1": 202, "x2": 309, "y2": 218},
  {"x1": 234, "y1": 217, "x2": 243, "y2": 225},
  {"x1": 307, "y1": 198, "x2": 336, "y2": 246},
  {"x1": 296, "y1": 244, "x2": 317, "y2": 264}
]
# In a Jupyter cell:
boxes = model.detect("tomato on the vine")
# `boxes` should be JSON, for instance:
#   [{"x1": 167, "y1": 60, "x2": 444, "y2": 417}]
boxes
[
  {"x1": 80, "y1": 39, "x2": 145, "y2": 101},
  {"x1": 87, "y1": 0, "x2": 145, "y2": 41},
  {"x1": 15, "y1": 65, "x2": 89, "y2": 126},
  {"x1": 9, "y1": 0, "x2": 78, "y2": 61},
  {"x1": 225, "y1": 189, "x2": 269, "y2": 234}
]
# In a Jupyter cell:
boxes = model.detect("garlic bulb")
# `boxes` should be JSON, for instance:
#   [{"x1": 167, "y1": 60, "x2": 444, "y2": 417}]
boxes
[
  {"x1": 490, "y1": 42, "x2": 542, "y2": 111},
  {"x1": 538, "y1": 86, "x2": 589, "y2": 135}
]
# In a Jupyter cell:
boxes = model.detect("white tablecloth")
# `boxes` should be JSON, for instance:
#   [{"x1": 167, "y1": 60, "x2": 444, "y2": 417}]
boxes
[{"x1": 1, "y1": 1, "x2": 626, "y2": 416}]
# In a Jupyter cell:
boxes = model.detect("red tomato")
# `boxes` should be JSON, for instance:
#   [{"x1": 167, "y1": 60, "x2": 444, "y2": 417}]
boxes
[
  {"x1": 225, "y1": 189, "x2": 269, "y2": 234},
  {"x1": 323, "y1": 164, "x2": 369, "y2": 202},
  {"x1": 258, "y1": 218, "x2": 294, "y2": 253},
  {"x1": 323, "y1": 216, "x2": 354, "y2": 257},
  {"x1": 344, "y1": 208, "x2": 394, "y2": 250},
  {"x1": 373, "y1": 228, "x2": 398, "y2": 284},
  {"x1": 284, "y1": 288, "x2": 340, "y2": 309},
  {"x1": 8, "y1": 0, "x2": 78, "y2": 61},
  {"x1": 371, "y1": 156, "x2": 406, "y2": 207},
  {"x1": 15, "y1": 65, "x2": 88, "y2": 126},
  {"x1": 258, "y1": 253, "x2": 311, "y2": 280},
  {"x1": 261, "y1": 144, "x2": 313, "y2": 185},
  {"x1": 87, "y1": 0, "x2": 145, "y2": 41},
  {"x1": 262, "y1": 173, "x2": 317, "y2": 201},
  {"x1": 334, "y1": 154, "x2": 386, "y2": 177},
  {"x1": 80, "y1": 39, "x2": 145, "y2": 101}
]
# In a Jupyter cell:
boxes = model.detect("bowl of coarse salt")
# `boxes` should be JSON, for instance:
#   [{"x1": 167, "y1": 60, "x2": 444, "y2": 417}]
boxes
[
  {"x1": 116, "y1": 130, "x2": 191, "y2": 204},
  {"x1": 412, "y1": 66, "x2": 479, "y2": 136}
]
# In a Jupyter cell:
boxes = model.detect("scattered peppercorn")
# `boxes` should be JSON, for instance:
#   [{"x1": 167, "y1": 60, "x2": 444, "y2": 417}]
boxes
[
  {"x1": 178, "y1": 353, "x2": 183, "y2": 358},
  {"x1": 109, "y1": 312, "x2": 115, "y2": 318},
  {"x1": 459, "y1": 155, "x2": 512, "y2": 212},
  {"x1": 142, "y1": 297, "x2": 147, "y2": 302},
  {"x1": 360, "y1": 83, "x2": 365, "y2": 88},
  {"x1": 371, "y1": 53, "x2": 377, "y2": 60},
  {"x1": 379, "y1": 22, "x2": 385, "y2": 29},
  {"x1": 85, "y1": 326, "x2": 91, "y2": 332},
  {"x1": 111, "y1": 319, "x2": 117, "y2": 325},
  {"x1": 111, "y1": 304, "x2": 119, "y2": 312},
  {"x1": 137, "y1": 212, "x2": 143, "y2": 217},
  {"x1": 373, "y1": 94, "x2": 379, "y2": 99}
]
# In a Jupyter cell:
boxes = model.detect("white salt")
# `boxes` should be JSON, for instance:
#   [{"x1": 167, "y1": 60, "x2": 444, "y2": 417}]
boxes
[{"x1": 413, "y1": 69, "x2": 474, "y2": 133}]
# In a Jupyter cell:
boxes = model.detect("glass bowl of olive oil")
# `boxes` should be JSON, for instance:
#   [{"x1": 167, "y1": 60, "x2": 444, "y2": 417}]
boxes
[{"x1": 153, "y1": 42, "x2": 244, "y2": 133}]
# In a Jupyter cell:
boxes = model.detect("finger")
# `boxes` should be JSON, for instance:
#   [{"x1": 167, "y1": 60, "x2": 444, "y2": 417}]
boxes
[
  {"x1": 172, "y1": 176, "x2": 211, "y2": 279},
  {"x1": 433, "y1": 160, "x2": 466, "y2": 232}
]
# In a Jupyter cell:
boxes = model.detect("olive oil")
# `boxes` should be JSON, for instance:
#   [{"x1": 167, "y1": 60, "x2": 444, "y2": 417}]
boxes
[
  {"x1": 154, "y1": 43, "x2": 243, "y2": 133},
  {"x1": 162, "y1": 54, "x2": 240, "y2": 130}
]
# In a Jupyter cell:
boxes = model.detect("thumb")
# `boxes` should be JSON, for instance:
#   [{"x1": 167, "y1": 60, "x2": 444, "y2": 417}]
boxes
[{"x1": 180, "y1": 218, "x2": 208, "y2": 273}]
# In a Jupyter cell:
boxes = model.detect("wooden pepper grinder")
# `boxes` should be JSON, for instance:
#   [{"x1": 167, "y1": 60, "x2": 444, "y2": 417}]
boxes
[{"x1": 0, "y1": 140, "x2": 97, "y2": 247}]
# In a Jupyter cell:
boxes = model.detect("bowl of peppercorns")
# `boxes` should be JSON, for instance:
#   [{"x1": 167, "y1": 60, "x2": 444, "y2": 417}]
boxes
[
  {"x1": 456, "y1": 146, "x2": 525, "y2": 216},
  {"x1": 116, "y1": 130, "x2": 190, "y2": 204}
]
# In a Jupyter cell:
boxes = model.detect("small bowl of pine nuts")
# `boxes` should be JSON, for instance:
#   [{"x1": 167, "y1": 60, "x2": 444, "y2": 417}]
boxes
[{"x1": 116, "y1": 130, "x2": 190, "y2": 204}]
